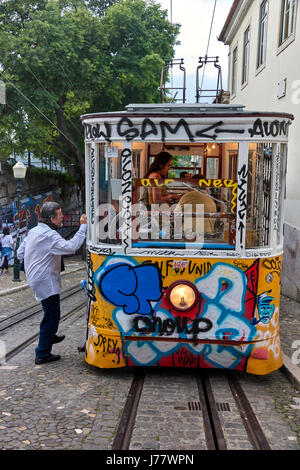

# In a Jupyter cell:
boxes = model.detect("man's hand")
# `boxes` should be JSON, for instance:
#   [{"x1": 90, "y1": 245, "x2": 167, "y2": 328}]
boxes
[{"x1": 80, "y1": 214, "x2": 87, "y2": 225}]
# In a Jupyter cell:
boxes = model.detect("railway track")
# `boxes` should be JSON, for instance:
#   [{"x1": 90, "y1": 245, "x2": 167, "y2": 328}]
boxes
[
  {"x1": 1, "y1": 283, "x2": 294, "y2": 450},
  {"x1": 2, "y1": 285, "x2": 86, "y2": 362},
  {"x1": 112, "y1": 368, "x2": 272, "y2": 451},
  {"x1": 0, "y1": 284, "x2": 83, "y2": 333}
]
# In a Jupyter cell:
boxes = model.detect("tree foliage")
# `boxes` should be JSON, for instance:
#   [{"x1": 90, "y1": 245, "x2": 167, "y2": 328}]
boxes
[{"x1": 0, "y1": 0, "x2": 180, "y2": 189}]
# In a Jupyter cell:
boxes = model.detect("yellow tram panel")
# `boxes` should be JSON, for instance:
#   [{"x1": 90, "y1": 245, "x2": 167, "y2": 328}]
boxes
[{"x1": 85, "y1": 253, "x2": 282, "y2": 375}]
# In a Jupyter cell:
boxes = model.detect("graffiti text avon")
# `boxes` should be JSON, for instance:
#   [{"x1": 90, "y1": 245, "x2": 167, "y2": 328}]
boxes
[
  {"x1": 96, "y1": 202, "x2": 205, "y2": 243},
  {"x1": 133, "y1": 315, "x2": 212, "y2": 342},
  {"x1": 84, "y1": 116, "x2": 291, "y2": 142}
]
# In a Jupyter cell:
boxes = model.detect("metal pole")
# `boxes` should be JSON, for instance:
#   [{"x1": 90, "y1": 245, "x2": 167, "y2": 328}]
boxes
[
  {"x1": 170, "y1": 0, "x2": 173, "y2": 95},
  {"x1": 13, "y1": 179, "x2": 22, "y2": 282}
]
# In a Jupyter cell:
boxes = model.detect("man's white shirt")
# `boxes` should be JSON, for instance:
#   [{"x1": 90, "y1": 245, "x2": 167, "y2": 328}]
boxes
[{"x1": 24, "y1": 223, "x2": 87, "y2": 301}]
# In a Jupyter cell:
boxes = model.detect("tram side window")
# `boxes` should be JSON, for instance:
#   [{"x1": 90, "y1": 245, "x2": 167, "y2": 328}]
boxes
[
  {"x1": 246, "y1": 143, "x2": 273, "y2": 248},
  {"x1": 97, "y1": 143, "x2": 122, "y2": 245},
  {"x1": 277, "y1": 144, "x2": 287, "y2": 245}
]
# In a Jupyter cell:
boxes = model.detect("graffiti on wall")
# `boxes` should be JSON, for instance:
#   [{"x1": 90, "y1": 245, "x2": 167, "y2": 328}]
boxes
[{"x1": 12, "y1": 191, "x2": 56, "y2": 231}]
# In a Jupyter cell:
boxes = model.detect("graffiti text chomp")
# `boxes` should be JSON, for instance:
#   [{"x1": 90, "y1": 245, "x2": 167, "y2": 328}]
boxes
[{"x1": 133, "y1": 315, "x2": 212, "y2": 341}]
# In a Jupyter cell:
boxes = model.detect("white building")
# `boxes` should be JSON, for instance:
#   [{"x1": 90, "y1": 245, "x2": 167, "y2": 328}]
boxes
[
  {"x1": 219, "y1": 0, "x2": 299, "y2": 229},
  {"x1": 219, "y1": 0, "x2": 300, "y2": 301}
]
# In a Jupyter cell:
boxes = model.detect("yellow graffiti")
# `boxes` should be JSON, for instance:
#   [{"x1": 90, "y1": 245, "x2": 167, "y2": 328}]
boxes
[
  {"x1": 141, "y1": 178, "x2": 175, "y2": 187},
  {"x1": 197, "y1": 179, "x2": 238, "y2": 213}
]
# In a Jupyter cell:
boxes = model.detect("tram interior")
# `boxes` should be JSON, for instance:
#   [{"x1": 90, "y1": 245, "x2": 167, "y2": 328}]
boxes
[{"x1": 97, "y1": 141, "x2": 285, "y2": 250}]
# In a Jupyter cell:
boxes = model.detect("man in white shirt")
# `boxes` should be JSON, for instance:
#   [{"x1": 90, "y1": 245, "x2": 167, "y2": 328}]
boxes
[{"x1": 24, "y1": 201, "x2": 87, "y2": 364}]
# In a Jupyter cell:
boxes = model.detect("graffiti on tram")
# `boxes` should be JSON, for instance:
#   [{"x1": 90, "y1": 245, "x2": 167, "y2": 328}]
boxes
[{"x1": 85, "y1": 254, "x2": 281, "y2": 374}]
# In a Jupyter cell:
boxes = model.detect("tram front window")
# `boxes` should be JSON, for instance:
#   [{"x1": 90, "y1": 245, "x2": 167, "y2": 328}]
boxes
[{"x1": 132, "y1": 174, "x2": 236, "y2": 249}]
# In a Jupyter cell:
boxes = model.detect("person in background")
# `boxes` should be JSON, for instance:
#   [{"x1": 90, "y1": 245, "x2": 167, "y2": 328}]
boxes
[
  {"x1": 180, "y1": 171, "x2": 190, "y2": 179},
  {"x1": 24, "y1": 201, "x2": 87, "y2": 364},
  {"x1": 0, "y1": 226, "x2": 14, "y2": 276},
  {"x1": 16, "y1": 232, "x2": 27, "y2": 272}
]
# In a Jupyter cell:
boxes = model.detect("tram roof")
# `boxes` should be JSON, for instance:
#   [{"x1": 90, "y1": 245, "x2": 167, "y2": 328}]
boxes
[
  {"x1": 81, "y1": 103, "x2": 294, "y2": 120},
  {"x1": 125, "y1": 103, "x2": 246, "y2": 114}
]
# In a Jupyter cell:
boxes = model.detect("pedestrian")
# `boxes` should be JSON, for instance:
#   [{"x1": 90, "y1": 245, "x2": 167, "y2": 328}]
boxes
[
  {"x1": 0, "y1": 226, "x2": 14, "y2": 276},
  {"x1": 16, "y1": 233, "x2": 27, "y2": 272},
  {"x1": 24, "y1": 201, "x2": 87, "y2": 364}
]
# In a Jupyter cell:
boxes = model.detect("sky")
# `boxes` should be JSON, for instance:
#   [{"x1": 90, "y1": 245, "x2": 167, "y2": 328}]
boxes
[{"x1": 153, "y1": 0, "x2": 234, "y2": 103}]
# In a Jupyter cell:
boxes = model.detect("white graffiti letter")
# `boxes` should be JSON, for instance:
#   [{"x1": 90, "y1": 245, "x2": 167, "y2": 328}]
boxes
[{"x1": 195, "y1": 263, "x2": 246, "y2": 313}]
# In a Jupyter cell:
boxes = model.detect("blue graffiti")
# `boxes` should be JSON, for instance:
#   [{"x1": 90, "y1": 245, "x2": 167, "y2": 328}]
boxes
[
  {"x1": 98, "y1": 262, "x2": 162, "y2": 315},
  {"x1": 251, "y1": 291, "x2": 275, "y2": 325}
]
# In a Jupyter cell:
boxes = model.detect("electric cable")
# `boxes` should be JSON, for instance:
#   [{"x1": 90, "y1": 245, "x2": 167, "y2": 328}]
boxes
[
  {"x1": 199, "y1": 0, "x2": 218, "y2": 99},
  {"x1": 0, "y1": 70, "x2": 82, "y2": 169},
  {"x1": 25, "y1": 65, "x2": 83, "y2": 139}
]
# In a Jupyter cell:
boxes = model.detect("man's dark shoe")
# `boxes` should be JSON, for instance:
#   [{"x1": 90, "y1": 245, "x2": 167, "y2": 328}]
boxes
[
  {"x1": 35, "y1": 353, "x2": 61, "y2": 364},
  {"x1": 52, "y1": 334, "x2": 65, "y2": 344}
]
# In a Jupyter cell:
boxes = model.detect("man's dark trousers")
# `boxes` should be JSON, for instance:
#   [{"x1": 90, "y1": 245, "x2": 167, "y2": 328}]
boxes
[{"x1": 35, "y1": 294, "x2": 60, "y2": 359}]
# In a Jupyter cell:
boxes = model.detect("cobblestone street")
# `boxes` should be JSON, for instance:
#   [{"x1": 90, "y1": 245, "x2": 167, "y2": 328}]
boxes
[{"x1": 0, "y1": 256, "x2": 299, "y2": 451}]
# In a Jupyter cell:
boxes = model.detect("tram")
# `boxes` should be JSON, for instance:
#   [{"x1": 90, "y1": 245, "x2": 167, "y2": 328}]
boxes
[{"x1": 81, "y1": 102, "x2": 293, "y2": 375}]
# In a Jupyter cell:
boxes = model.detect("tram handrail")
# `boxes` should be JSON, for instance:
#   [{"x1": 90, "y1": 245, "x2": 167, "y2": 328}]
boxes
[{"x1": 131, "y1": 209, "x2": 233, "y2": 218}]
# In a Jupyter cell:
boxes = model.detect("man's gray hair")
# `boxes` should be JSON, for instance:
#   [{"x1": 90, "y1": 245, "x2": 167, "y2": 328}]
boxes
[{"x1": 40, "y1": 202, "x2": 61, "y2": 221}]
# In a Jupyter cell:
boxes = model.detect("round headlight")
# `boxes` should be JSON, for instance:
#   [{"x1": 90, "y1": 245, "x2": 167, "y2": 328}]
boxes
[{"x1": 167, "y1": 281, "x2": 199, "y2": 312}]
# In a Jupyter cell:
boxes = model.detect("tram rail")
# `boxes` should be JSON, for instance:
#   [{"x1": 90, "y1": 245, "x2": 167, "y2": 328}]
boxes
[
  {"x1": 112, "y1": 369, "x2": 271, "y2": 451},
  {"x1": 2, "y1": 286, "x2": 86, "y2": 362},
  {"x1": 0, "y1": 284, "x2": 83, "y2": 333}
]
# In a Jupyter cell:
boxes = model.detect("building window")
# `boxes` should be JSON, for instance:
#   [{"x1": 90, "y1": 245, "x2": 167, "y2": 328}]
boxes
[
  {"x1": 232, "y1": 46, "x2": 238, "y2": 96},
  {"x1": 279, "y1": 0, "x2": 297, "y2": 45},
  {"x1": 242, "y1": 26, "x2": 250, "y2": 84},
  {"x1": 257, "y1": 0, "x2": 268, "y2": 68}
]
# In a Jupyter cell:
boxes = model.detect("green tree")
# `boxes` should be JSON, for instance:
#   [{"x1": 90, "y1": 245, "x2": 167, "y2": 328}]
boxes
[{"x1": 0, "y1": 0, "x2": 180, "y2": 193}]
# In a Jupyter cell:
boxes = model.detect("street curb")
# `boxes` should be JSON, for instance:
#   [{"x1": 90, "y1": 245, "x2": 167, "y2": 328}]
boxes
[
  {"x1": 0, "y1": 266, "x2": 86, "y2": 297},
  {"x1": 281, "y1": 352, "x2": 300, "y2": 387}
]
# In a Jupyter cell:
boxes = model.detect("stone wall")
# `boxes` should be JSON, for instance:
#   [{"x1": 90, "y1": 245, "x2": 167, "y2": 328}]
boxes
[
  {"x1": 0, "y1": 161, "x2": 81, "y2": 214},
  {"x1": 281, "y1": 223, "x2": 300, "y2": 302}
]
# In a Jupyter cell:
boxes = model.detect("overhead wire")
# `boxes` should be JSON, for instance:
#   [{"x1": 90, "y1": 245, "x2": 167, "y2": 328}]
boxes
[
  {"x1": 39, "y1": 31, "x2": 83, "y2": 98},
  {"x1": 2, "y1": 0, "x2": 90, "y2": 142},
  {"x1": 0, "y1": 1, "x2": 98, "y2": 169},
  {"x1": 199, "y1": 0, "x2": 218, "y2": 99},
  {"x1": 0, "y1": 70, "x2": 80, "y2": 165},
  {"x1": 0, "y1": 69, "x2": 76, "y2": 147},
  {"x1": 25, "y1": 64, "x2": 83, "y2": 139}
]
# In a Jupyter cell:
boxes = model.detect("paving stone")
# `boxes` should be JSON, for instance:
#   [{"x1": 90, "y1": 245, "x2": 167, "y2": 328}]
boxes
[{"x1": 0, "y1": 258, "x2": 299, "y2": 450}]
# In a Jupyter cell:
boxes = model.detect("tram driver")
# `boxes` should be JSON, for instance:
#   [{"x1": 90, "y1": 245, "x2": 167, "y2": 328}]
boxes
[{"x1": 141, "y1": 151, "x2": 180, "y2": 206}]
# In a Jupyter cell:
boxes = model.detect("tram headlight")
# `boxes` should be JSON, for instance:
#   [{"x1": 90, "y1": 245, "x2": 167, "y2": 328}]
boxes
[{"x1": 167, "y1": 281, "x2": 199, "y2": 312}]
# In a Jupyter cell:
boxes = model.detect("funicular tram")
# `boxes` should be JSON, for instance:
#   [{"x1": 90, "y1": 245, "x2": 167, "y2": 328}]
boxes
[{"x1": 80, "y1": 59, "x2": 293, "y2": 375}]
